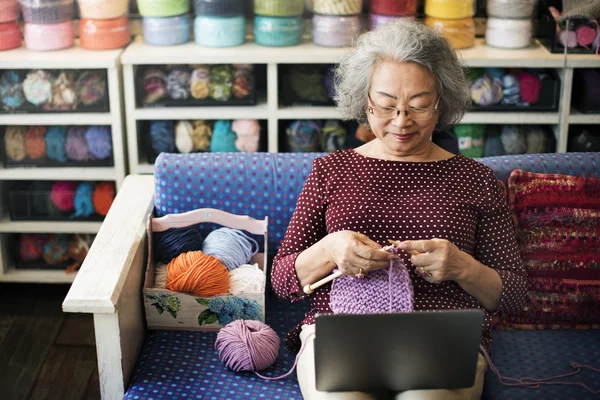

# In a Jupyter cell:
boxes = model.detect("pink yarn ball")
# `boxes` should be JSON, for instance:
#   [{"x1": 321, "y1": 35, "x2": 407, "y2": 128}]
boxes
[
  {"x1": 50, "y1": 181, "x2": 77, "y2": 211},
  {"x1": 214, "y1": 320, "x2": 279, "y2": 372},
  {"x1": 232, "y1": 119, "x2": 261, "y2": 152},
  {"x1": 559, "y1": 30, "x2": 578, "y2": 48},
  {"x1": 576, "y1": 25, "x2": 596, "y2": 47}
]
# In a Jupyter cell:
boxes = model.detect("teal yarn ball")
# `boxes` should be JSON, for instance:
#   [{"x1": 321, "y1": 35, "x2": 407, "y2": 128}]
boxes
[
  {"x1": 45, "y1": 126, "x2": 68, "y2": 163},
  {"x1": 211, "y1": 120, "x2": 238, "y2": 152}
]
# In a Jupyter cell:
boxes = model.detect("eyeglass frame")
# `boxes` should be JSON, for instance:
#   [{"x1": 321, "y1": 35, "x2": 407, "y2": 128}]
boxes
[{"x1": 367, "y1": 93, "x2": 441, "y2": 121}]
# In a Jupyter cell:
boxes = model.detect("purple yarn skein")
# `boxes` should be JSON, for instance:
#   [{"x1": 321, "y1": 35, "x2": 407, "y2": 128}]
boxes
[
  {"x1": 65, "y1": 127, "x2": 90, "y2": 161},
  {"x1": 84, "y1": 126, "x2": 112, "y2": 160}
]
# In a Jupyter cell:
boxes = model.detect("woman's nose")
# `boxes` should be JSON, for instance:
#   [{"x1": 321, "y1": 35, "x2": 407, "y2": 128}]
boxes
[{"x1": 390, "y1": 109, "x2": 413, "y2": 128}]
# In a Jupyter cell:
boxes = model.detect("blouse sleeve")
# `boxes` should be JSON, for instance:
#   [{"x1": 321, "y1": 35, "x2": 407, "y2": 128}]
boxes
[
  {"x1": 476, "y1": 170, "x2": 528, "y2": 315},
  {"x1": 271, "y1": 158, "x2": 327, "y2": 302}
]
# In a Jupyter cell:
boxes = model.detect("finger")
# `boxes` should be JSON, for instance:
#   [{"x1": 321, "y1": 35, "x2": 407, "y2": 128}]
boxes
[
  {"x1": 409, "y1": 253, "x2": 433, "y2": 267},
  {"x1": 354, "y1": 242, "x2": 397, "y2": 261},
  {"x1": 355, "y1": 233, "x2": 384, "y2": 250},
  {"x1": 398, "y1": 240, "x2": 438, "y2": 254}
]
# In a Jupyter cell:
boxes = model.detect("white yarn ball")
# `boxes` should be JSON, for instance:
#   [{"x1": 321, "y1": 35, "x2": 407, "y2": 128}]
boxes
[{"x1": 228, "y1": 263, "x2": 265, "y2": 295}]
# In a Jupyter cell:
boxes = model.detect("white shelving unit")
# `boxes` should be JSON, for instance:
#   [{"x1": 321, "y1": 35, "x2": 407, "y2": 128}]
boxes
[
  {"x1": 121, "y1": 36, "x2": 599, "y2": 174},
  {"x1": 0, "y1": 46, "x2": 127, "y2": 283}
]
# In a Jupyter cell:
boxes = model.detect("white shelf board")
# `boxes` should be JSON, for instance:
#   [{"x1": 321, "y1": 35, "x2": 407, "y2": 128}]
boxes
[
  {"x1": 0, "y1": 43, "x2": 122, "y2": 69},
  {"x1": 0, "y1": 166, "x2": 117, "y2": 181},
  {"x1": 0, "y1": 219, "x2": 102, "y2": 233},
  {"x1": 136, "y1": 163, "x2": 155, "y2": 175},
  {"x1": 133, "y1": 102, "x2": 269, "y2": 120},
  {"x1": 277, "y1": 106, "x2": 340, "y2": 120},
  {"x1": 458, "y1": 39, "x2": 566, "y2": 68},
  {"x1": 0, "y1": 267, "x2": 76, "y2": 283},
  {"x1": 461, "y1": 112, "x2": 559, "y2": 124},
  {"x1": 0, "y1": 113, "x2": 113, "y2": 126},
  {"x1": 569, "y1": 110, "x2": 600, "y2": 124}
]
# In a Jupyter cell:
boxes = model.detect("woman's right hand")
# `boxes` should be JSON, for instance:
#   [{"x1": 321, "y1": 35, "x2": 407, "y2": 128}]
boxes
[{"x1": 323, "y1": 230, "x2": 396, "y2": 277}]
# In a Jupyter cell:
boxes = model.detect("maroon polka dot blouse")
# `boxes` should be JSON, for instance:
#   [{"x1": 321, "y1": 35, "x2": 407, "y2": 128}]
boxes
[{"x1": 271, "y1": 149, "x2": 527, "y2": 355}]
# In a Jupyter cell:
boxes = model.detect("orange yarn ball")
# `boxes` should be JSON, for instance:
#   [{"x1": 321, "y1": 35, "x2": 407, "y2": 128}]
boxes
[
  {"x1": 93, "y1": 182, "x2": 115, "y2": 216},
  {"x1": 166, "y1": 251, "x2": 229, "y2": 297},
  {"x1": 25, "y1": 126, "x2": 47, "y2": 160}
]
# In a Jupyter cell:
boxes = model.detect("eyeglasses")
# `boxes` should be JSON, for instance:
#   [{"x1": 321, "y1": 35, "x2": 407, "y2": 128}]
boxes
[{"x1": 367, "y1": 94, "x2": 440, "y2": 121}]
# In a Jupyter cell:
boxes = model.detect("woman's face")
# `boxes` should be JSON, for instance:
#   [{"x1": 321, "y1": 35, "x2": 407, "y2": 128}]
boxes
[{"x1": 366, "y1": 60, "x2": 440, "y2": 159}]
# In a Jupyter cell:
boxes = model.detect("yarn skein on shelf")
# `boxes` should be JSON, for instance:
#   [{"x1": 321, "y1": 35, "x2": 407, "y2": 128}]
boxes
[
  {"x1": 50, "y1": 181, "x2": 77, "y2": 212},
  {"x1": 85, "y1": 126, "x2": 112, "y2": 160},
  {"x1": 23, "y1": 70, "x2": 54, "y2": 107},
  {"x1": 175, "y1": 120, "x2": 194, "y2": 154},
  {"x1": 191, "y1": 120, "x2": 213, "y2": 151},
  {"x1": 25, "y1": 126, "x2": 47, "y2": 160},
  {"x1": 153, "y1": 225, "x2": 205, "y2": 264},
  {"x1": 19, "y1": 233, "x2": 47, "y2": 262},
  {"x1": 0, "y1": 71, "x2": 26, "y2": 111},
  {"x1": 45, "y1": 126, "x2": 68, "y2": 163},
  {"x1": 202, "y1": 228, "x2": 259, "y2": 271},
  {"x1": 4, "y1": 126, "x2": 27, "y2": 162},
  {"x1": 65, "y1": 127, "x2": 90, "y2": 161},
  {"x1": 72, "y1": 182, "x2": 95, "y2": 218},
  {"x1": 211, "y1": 120, "x2": 238, "y2": 152},
  {"x1": 93, "y1": 182, "x2": 115, "y2": 216},
  {"x1": 232, "y1": 119, "x2": 260, "y2": 152},
  {"x1": 43, "y1": 234, "x2": 70, "y2": 265},
  {"x1": 149, "y1": 121, "x2": 175, "y2": 154},
  {"x1": 165, "y1": 251, "x2": 230, "y2": 297}
]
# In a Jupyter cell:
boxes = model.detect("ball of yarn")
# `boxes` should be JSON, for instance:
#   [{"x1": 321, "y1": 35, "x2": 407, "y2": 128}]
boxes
[
  {"x1": 43, "y1": 234, "x2": 69, "y2": 265},
  {"x1": 320, "y1": 120, "x2": 347, "y2": 152},
  {"x1": 154, "y1": 225, "x2": 205, "y2": 264},
  {"x1": 500, "y1": 125, "x2": 527, "y2": 154},
  {"x1": 71, "y1": 182, "x2": 95, "y2": 218},
  {"x1": 167, "y1": 67, "x2": 192, "y2": 100},
  {"x1": 0, "y1": 71, "x2": 25, "y2": 111},
  {"x1": 558, "y1": 30, "x2": 578, "y2": 48},
  {"x1": 525, "y1": 126, "x2": 548, "y2": 153},
  {"x1": 232, "y1": 119, "x2": 260, "y2": 152},
  {"x1": 190, "y1": 66, "x2": 210, "y2": 100},
  {"x1": 215, "y1": 320, "x2": 280, "y2": 372},
  {"x1": 30, "y1": 181, "x2": 61, "y2": 217},
  {"x1": 50, "y1": 181, "x2": 76, "y2": 212},
  {"x1": 501, "y1": 74, "x2": 520, "y2": 105},
  {"x1": 149, "y1": 121, "x2": 175, "y2": 154},
  {"x1": 286, "y1": 120, "x2": 322, "y2": 152},
  {"x1": 330, "y1": 247, "x2": 414, "y2": 314},
  {"x1": 175, "y1": 120, "x2": 194, "y2": 154},
  {"x1": 209, "y1": 65, "x2": 233, "y2": 101},
  {"x1": 19, "y1": 233, "x2": 46, "y2": 262},
  {"x1": 76, "y1": 71, "x2": 107, "y2": 106},
  {"x1": 576, "y1": 24, "x2": 596, "y2": 46},
  {"x1": 166, "y1": 251, "x2": 229, "y2": 297},
  {"x1": 232, "y1": 68, "x2": 253, "y2": 100},
  {"x1": 518, "y1": 72, "x2": 541, "y2": 104},
  {"x1": 47, "y1": 71, "x2": 78, "y2": 111},
  {"x1": 93, "y1": 182, "x2": 115, "y2": 216},
  {"x1": 85, "y1": 126, "x2": 112, "y2": 160},
  {"x1": 191, "y1": 120, "x2": 213, "y2": 152},
  {"x1": 470, "y1": 75, "x2": 503, "y2": 106},
  {"x1": 483, "y1": 126, "x2": 506, "y2": 157},
  {"x1": 228, "y1": 263, "x2": 265, "y2": 295},
  {"x1": 202, "y1": 228, "x2": 259, "y2": 271},
  {"x1": 4, "y1": 126, "x2": 27, "y2": 162},
  {"x1": 143, "y1": 68, "x2": 167, "y2": 104},
  {"x1": 66, "y1": 233, "x2": 94, "y2": 272},
  {"x1": 25, "y1": 126, "x2": 47, "y2": 160},
  {"x1": 45, "y1": 126, "x2": 68, "y2": 163},
  {"x1": 23, "y1": 70, "x2": 54, "y2": 107},
  {"x1": 65, "y1": 127, "x2": 90, "y2": 162},
  {"x1": 154, "y1": 263, "x2": 168, "y2": 288},
  {"x1": 211, "y1": 120, "x2": 238, "y2": 152}
]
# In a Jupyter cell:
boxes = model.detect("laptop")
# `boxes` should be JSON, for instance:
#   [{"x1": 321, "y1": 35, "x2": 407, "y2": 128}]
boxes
[{"x1": 314, "y1": 309, "x2": 484, "y2": 392}]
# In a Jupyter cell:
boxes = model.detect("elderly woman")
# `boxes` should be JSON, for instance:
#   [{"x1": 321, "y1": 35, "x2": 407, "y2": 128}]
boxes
[{"x1": 271, "y1": 20, "x2": 527, "y2": 400}]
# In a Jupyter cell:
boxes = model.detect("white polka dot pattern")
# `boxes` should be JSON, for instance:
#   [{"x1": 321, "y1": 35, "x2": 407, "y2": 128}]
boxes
[{"x1": 271, "y1": 149, "x2": 528, "y2": 354}]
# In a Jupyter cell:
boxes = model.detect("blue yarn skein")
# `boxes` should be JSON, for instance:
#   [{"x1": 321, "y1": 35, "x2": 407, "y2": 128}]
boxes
[
  {"x1": 211, "y1": 120, "x2": 238, "y2": 152},
  {"x1": 71, "y1": 182, "x2": 95, "y2": 218},
  {"x1": 150, "y1": 121, "x2": 175, "y2": 154},
  {"x1": 202, "y1": 227, "x2": 258, "y2": 271},
  {"x1": 0, "y1": 71, "x2": 25, "y2": 111},
  {"x1": 154, "y1": 226, "x2": 205, "y2": 264},
  {"x1": 85, "y1": 126, "x2": 113, "y2": 160},
  {"x1": 45, "y1": 126, "x2": 68, "y2": 163}
]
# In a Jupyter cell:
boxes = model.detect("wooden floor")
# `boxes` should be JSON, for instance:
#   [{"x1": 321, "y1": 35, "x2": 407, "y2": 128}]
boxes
[{"x1": 0, "y1": 283, "x2": 100, "y2": 400}]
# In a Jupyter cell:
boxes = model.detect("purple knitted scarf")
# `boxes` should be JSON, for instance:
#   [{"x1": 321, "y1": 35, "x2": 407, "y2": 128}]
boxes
[{"x1": 330, "y1": 247, "x2": 414, "y2": 314}]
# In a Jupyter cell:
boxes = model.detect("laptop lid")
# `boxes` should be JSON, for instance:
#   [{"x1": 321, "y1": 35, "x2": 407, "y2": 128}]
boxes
[{"x1": 314, "y1": 309, "x2": 484, "y2": 393}]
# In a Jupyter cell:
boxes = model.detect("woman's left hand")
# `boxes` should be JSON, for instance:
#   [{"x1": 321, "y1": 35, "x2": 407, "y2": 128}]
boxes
[{"x1": 397, "y1": 239, "x2": 475, "y2": 284}]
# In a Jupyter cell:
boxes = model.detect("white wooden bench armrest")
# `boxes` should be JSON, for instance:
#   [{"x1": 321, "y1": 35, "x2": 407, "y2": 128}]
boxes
[{"x1": 62, "y1": 174, "x2": 155, "y2": 400}]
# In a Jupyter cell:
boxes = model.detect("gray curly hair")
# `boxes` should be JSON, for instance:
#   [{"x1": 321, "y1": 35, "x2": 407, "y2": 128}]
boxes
[{"x1": 334, "y1": 19, "x2": 470, "y2": 131}]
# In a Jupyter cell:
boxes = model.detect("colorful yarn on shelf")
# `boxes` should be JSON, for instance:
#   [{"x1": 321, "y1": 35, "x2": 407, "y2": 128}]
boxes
[
  {"x1": 575, "y1": 24, "x2": 597, "y2": 47},
  {"x1": 65, "y1": 127, "x2": 90, "y2": 161},
  {"x1": 47, "y1": 71, "x2": 78, "y2": 111},
  {"x1": 0, "y1": 71, "x2": 25, "y2": 111},
  {"x1": 72, "y1": 182, "x2": 95, "y2": 218},
  {"x1": 19, "y1": 233, "x2": 47, "y2": 262},
  {"x1": 154, "y1": 225, "x2": 205, "y2": 264},
  {"x1": 4, "y1": 126, "x2": 27, "y2": 162},
  {"x1": 210, "y1": 65, "x2": 233, "y2": 101},
  {"x1": 45, "y1": 126, "x2": 68, "y2": 163},
  {"x1": 321, "y1": 120, "x2": 347, "y2": 152},
  {"x1": 76, "y1": 71, "x2": 107, "y2": 106},
  {"x1": 470, "y1": 75, "x2": 503, "y2": 106},
  {"x1": 43, "y1": 234, "x2": 69, "y2": 265},
  {"x1": 175, "y1": 120, "x2": 194, "y2": 154},
  {"x1": 165, "y1": 251, "x2": 230, "y2": 297},
  {"x1": 559, "y1": 30, "x2": 578, "y2": 48},
  {"x1": 50, "y1": 181, "x2": 77, "y2": 212},
  {"x1": 25, "y1": 126, "x2": 47, "y2": 160},
  {"x1": 191, "y1": 120, "x2": 213, "y2": 152},
  {"x1": 23, "y1": 70, "x2": 54, "y2": 107},
  {"x1": 287, "y1": 120, "x2": 322, "y2": 152},
  {"x1": 149, "y1": 121, "x2": 175, "y2": 154},
  {"x1": 501, "y1": 74, "x2": 520, "y2": 105},
  {"x1": 93, "y1": 182, "x2": 115, "y2": 216},
  {"x1": 232, "y1": 67, "x2": 253, "y2": 100},
  {"x1": 202, "y1": 228, "x2": 259, "y2": 271},
  {"x1": 191, "y1": 66, "x2": 210, "y2": 100},
  {"x1": 167, "y1": 67, "x2": 192, "y2": 100},
  {"x1": 211, "y1": 120, "x2": 238, "y2": 152},
  {"x1": 525, "y1": 126, "x2": 548, "y2": 153},
  {"x1": 518, "y1": 72, "x2": 541, "y2": 104},
  {"x1": 66, "y1": 234, "x2": 94, "y2": 273},
  {"x1": 143, "y1": 68, "x2": 168, "y2": 104},
  {"x1": 85, "y1": 126, "x2": 112, "y2": 160},
  {"x1": 232, "y1": 119, "x2": 260, "y2": 152},
  {"x1": 500, "y1": 125, "x2": 527, "y2": 155}
]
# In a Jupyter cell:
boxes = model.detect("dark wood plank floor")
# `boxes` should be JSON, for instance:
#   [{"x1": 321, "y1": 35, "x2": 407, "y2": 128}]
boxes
[{"x1": 0, "y1": 283, "x2": 99, "y2": 400}]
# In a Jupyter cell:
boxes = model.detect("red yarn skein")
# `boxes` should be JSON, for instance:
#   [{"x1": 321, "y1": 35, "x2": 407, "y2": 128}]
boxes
[{"x1": 370, "y1": 0, "x2": 417, "y2": 16}]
